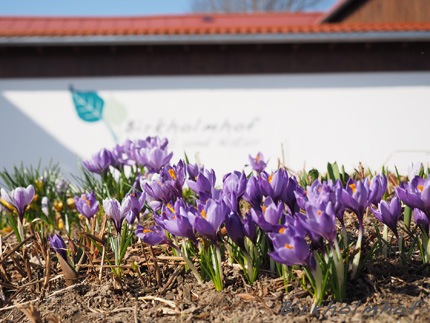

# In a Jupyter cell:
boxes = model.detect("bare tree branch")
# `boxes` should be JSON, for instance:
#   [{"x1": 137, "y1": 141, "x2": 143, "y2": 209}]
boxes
[{"x1": 191, "y1": 0, "x2": 325, "y2": 12}]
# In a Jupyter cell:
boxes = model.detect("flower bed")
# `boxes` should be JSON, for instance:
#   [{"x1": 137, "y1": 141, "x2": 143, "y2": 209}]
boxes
[{"x1": 0, "y1": 137, "x2": 429, "y2": 322}]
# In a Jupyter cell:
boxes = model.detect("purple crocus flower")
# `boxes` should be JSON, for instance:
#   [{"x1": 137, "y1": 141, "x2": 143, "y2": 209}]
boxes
[
  {"x1": 83, "y1": 148, "x2": 115, "y2": 175},
  {"x1": 155, "y1": 200, "x2": 197, "y2": 242},
  {"x1": 281, "y1": 175, "x2": 304, "y2": 214},
  {"x1": 268, "y1": 227, "x2": 310, "y2": 267},
  {"x1": 297, "y1": 180, "x2": 332, "y2": 210},
  {"x1": 223, "y1": 171, "x2": 247, "y2": 197},
  {"x1": 103, "y1": 196, "x2": 132, "y2": 234},
  {"x1": 222, "y1": 171, "x2": 247, "y2": 212},
  {"x1": 243, "y1": 176, "x2": 263, "y2": 210},
  {"x1": 250, "y1": 197, "x2": 285, "y2": 232},
  {"x1": 328, "y1": 180, "x2": 346, "y2": 227},
  {"x1": 225, "y1": 212, "x2": 246, "y2": 251},
  {"x1": 194, "y1": 199, "x2": 229, "y2": 243},
  {"x1": 294, "y1": 213, "x2": 324, "y2": 251},
  {"x1": 341, "y1": 178, "x2": 371, "y2": 228},
  {"x1": 413, "y1": 208, "x2": 429, "y2": 235},
  {"x1": 140, "y1": 173, "x2": 170, "y2": 203},
  {"x1": 187, "y1": 163, "x2": 204, "y2": 180},
  {"x1": 161, "y1": 161, "x2": 187, "y2": 198},
  {"x1": 370, "y1": 196, "x2": 402, "y2": 239},
  {"x1": 248, "y1": 152, "x2": 267, "y2": 173},
  {"x1": 112, "y1": 143, "x2": 135, "y2": 167},
  {"x1": 141, "y1": 161, "x2": 186, "y2": 204},
  {"x1": 187, "y1": 169, "x2": 220, "y2": 202},
  {"x1": 1, "y1": 185, "x2": 35, "y2": 223},
  {"x1": 49, "y1": 234, "x2": 68, "y2": 261},
  {"x1": 243, "y1": 213, "x2": 257, "y2": 242},
  {"x1": 74, "y1": 191, "x2": 99, "y2": 220},
  {"x1": 135, "y1": 146, "x2": 173, "y2": 173},
  {"x1": 135, "y1": 225, "x2": 172, "y2": 246},
  {"x1": 259, "y1": 170, "x2": 288, "y2": 203},
  {"x1": 125, "y1": 191, "x2": 147, "y2": 224},
  {"x1": 145, "y1": 136, "x2": 169, "y2": 150},
  {"x1": 298, "y1": 179, "x2": 345, "y2": 227},
  {"x1": 396, "y1": 176, "x2": 430, "y2": 216},
  {"x1": 368, "y1": 174, "x2": 387, "y2": 206},
  {"x1": 301, "y1": 203, "x2": 337, "y2": 244}
]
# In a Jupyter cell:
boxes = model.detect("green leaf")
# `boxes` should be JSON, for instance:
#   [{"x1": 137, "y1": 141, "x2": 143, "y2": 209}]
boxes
[
  {"x1": 404, "y1": 206, "x2": 412, "y2": 229},
  {"x1": 308, "y1": 169, "x2": 319, "y2": 183},
  {"x1": 70, "y1": 85, "x2": 104, "y2": 123},
  {"x1": 341, "y1": 165, "x2": 350, "y2": 186},
  {"x1": 184, "y1": 152, "x2": 190, "y2": 165},
  {"x1": 327, "y1": 162, "x2": 341, "y2": 182}
]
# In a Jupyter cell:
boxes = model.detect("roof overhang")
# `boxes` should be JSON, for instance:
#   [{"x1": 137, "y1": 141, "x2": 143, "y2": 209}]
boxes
[{"x1": 1, "y1": 31, "x2": 430, "y2": 46}]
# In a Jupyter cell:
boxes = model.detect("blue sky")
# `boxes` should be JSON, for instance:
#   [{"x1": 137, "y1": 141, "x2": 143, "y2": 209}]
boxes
[{"x1": 0, "y1": 0, "x2": 337, "y2": 16}]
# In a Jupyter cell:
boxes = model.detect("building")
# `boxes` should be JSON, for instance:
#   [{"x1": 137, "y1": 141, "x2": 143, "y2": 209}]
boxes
[{"x1": 1, "y1": 0, "x2": 429, "y2": 176}]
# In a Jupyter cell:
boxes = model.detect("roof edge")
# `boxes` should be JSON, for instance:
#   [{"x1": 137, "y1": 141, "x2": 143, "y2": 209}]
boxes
[{"x1": 1, "y1": 31, "x2": 429, "y2": 46}]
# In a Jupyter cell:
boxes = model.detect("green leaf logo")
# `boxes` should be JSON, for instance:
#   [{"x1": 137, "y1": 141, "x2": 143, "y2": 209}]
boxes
[
  {"x1": 70, "y1": 85, "x2": 118, "y2": 142},
  {"x1": 70, "y1": 86, "x2": 104, "y2": 122}
]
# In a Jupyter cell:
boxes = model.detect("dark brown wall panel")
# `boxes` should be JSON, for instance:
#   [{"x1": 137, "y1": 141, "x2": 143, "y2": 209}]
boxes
[{"x1": 0, "y1": 42, "x2": 429, "y2": 78}]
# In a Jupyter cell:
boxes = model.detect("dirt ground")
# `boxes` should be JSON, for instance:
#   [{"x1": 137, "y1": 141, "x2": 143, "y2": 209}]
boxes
[{"x1": 1, "y1": 214, "x2": 430, "y2": 323}]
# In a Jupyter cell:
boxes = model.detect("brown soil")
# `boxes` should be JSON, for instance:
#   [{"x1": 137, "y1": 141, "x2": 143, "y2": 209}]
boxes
[{"x1": 1, "y1": 213, "x2": 429, "y2": 322}]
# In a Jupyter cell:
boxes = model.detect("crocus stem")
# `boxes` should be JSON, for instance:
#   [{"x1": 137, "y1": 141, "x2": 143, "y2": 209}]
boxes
[
  {"x1": 404, "y1": 206, "x2": 412, "y2": 230},
  {"x1": 333, "y1": 238, "x2": 345, "y2": 301},
  {"x1": 172, "y1": 245, "x2": 202, "y2": 284},
  {"x1": 181, "y1": 239, "x2": 189, "y2": 271},
  {"x1": 244, "y1": 251, "x2": 254, "y2": 283},
  {"x1": 224, "y1": 242, "x2": 233, "y2": 264},
  {"x1": 399, "y1": 234, "x2": 404, "y2": 261},
  {"x1": 113, "y1": 230, "x2": 123, "y2": 278},
  {"x1": 426, "y1": 238, "x2": 430, "y2": 264},
  {"x1": 215, "y1": 244, "x2": 224, "y2": 290},
  {"x1": 352, "y1": 222, "x2": 363, "y2": 279},
  {"x1": 382, "y1": 224, "x2": 388, "y2": 257},
  {"x1": 90, "y1": 218, "x2": 96, "y2": 256},
  {"x1": 311, "y1": 252, "x2": 323, "y2": 310},
  {"x1": 17, "y1": 220, "x2": 24, "y2": 244},
  {"x1": 173, "y1": 236, "x2": 180, "y2": 257}
]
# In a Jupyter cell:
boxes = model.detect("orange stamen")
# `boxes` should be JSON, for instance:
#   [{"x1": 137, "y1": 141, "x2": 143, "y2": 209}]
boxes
[
  {"x1": 268, "y1": 174, "x2": 274, "y2": 184},
  {"x1": 82, "y1": 196, "x2": 90, "y2": 206},
  {"x1": 143, "y1": 229, "x2": 152, "y2": 234},
  {"x1": 349, "y1": 183, "x2": 356, "y2": 194},
  {"x1": 256, "y1": 155, "x2": 260, "y2": 164},
  {"x1": 169, "y1": 169, "x2": 177, "y2": 180},
  {"x1": 200, "y1": 210, "x2": 206, "y2": 219},
  {"x1": 279, "y1": 227, "x2": 285, "y2": 234},
  {"x1": 284, "y1": 243, "x2": 294, "y2": 249},
  {"x1": 418, "y1": 185, "x2": 424, "y2": 192},
  {"x1": 317, "y1": 210, "x2": 322, "y2": 216},
  {"x1": 166, "y1": 203, "x2": 174, "y2": 213}
]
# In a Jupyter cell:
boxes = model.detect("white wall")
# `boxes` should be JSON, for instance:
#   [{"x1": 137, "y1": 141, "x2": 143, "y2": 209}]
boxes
[{"x1": 1, "y1": 72, "x2": 429, "y2": 179}]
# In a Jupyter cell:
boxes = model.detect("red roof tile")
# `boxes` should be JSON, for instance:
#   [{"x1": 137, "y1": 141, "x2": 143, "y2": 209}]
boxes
[{"x1": 0, "y1": 14, "x2": 429, "y2": 37}]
